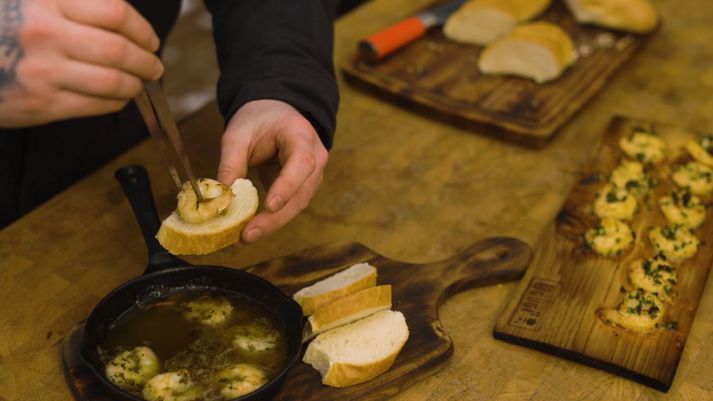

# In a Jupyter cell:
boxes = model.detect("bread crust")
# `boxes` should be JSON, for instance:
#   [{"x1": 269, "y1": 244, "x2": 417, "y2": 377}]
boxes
[
  {"x1": 320, "y1": 348, "x2": 402, "y2": 387},
  {"x1": 294, "y1": 267, "x2": 377, "y2": 315},
  {"x1": 307, "y1": 285, "x2": 392, "y2": 336},
  {"x1": 444, "y1": 0, "x2": 552, "y2": 45},
  {"x1": 479, "y1": 22, "x2": 575, "y2": 83},
  {"x1": 458, "y1": 0, "x2": 552, "y2": 22},
  {"x1": 156, "y1": 179, "x2": 258, "y2": 255},
  {"x1": 303, "y1": 310, "x2": 409, "y2": 387},
  {"x1": 564, "y1": 0, "x2": 658, "y2": 33}
]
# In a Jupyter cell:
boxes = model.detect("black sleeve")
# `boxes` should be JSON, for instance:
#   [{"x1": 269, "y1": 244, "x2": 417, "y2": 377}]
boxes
[{"x1": 203, "y1": 0, "x2": 340, "y2": 149}]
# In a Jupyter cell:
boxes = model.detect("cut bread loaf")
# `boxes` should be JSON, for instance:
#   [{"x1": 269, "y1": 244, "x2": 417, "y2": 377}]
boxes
[
  {"x1": 156, "y1": 178, "x2": 258, "y2": 255},
  {"x1": 443, "y1": 0, "x2": 552, "y2": 45},
  {"x1": 303, "y1": 310, "x2": 409, "y2": 387},
  {"x1": 306, "y1": 285, "x2": 392, "y2": 339},
  {"x1": 293, "y1": 262, "x2": 377, "y2": 316},
  {"x1": 564, "y1": 0, "x2": 658, "y2": 33},
  {"x1": 478, "y1": 22, "x2": 576, "y2": 83}
]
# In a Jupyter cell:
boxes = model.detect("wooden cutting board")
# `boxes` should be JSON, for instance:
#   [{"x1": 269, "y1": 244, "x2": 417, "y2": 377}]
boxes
[
  {"x1": 63, "y1": 237, "x2": 531, "y2": 401},
  {"x1": 494, "y1": 116, "x2": 713, "y2": 392},
  {"x1": 341, "y1": 1, "x2": 654, "y2": 147}
]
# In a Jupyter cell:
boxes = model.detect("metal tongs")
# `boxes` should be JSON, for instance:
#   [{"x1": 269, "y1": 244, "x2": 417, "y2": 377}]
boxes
[{"x1": 134, "y1": 80, "x2": 204, "y2": 202}]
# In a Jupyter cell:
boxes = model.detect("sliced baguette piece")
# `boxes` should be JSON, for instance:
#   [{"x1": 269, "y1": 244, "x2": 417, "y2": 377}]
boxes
[
  {"x1": 443, "y1": 0, "x2": 552, "y2": 45},
  {"x1": 478, "y1": 22, "x2": 576, "y2": 83},
  {"x1": 564, "y1": 0, "x2": 658, "y2": 33},
  {"x1": 156, "y1": 179, "x2": 258, "y2": 255},
  {"x1": 293, "y1": 262, "x2": 377, "y2": 316},
  {"x1": 306, "y1": 285, "x2": 392, "y2": 339},
  {"x1": 303, "y1": 310, "x2": 409, "y2": 387}
]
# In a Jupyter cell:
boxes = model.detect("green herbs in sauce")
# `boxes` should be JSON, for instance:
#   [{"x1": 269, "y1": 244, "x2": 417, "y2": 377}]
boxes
[{"x1": 99, "y1": 292, "x2": 288, "y2": 401}]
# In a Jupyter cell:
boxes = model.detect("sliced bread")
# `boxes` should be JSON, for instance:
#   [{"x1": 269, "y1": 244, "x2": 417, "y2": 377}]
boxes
[
  {"x1": 303, "y1": 310, "x2": 409, "y2": 387},
  {"x1": 293, "y1": 263, "x2": 377, "y2": 316},
  {"x1": 443, "y1": 0, "x2": 552, "y2": 45},
  {"x1": 564, "y1": 0, "x2": 658, "y2": 33},
  {"x1": 478, "y1": 22, "x2": 576, "y2": 83},
  {"x1": 156, "y1": 178, "x2": 258, "y2": 255},
  {"x1": 306, "y1": 285, "x2": 392, "y2": 339}
]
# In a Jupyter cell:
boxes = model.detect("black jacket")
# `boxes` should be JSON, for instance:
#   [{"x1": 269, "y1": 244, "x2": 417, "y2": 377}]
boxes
[
  {"x1": 0, "y1": 0, "x2": 339, "y2": 228},
  {"x1": 134, "y1": 0, "x2": 339, "y2": 147}
]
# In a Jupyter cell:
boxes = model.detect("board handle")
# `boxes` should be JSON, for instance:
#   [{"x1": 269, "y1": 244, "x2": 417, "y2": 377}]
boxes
[{"x1": 434, "y1": 237, "x2": 532, "y2": 300}]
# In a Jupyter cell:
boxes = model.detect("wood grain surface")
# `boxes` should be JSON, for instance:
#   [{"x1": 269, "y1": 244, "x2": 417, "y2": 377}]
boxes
[
  {"x1": 5, "y1": 0, "x2": 713, "y2": 400},
  {"x1": 62, "y1": 239, "x2": 531, "y2": 401},
  {"x1": 341, "y1": 1, "x2": 652, "y2": 147},
  {"x1": 494, "y1": 117, "x2": 713, "y2": 391}
]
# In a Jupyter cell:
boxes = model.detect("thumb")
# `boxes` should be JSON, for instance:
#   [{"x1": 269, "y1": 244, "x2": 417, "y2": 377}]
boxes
[{"x1": 217, "y1": 127, "x2": 251, "y2": 185}]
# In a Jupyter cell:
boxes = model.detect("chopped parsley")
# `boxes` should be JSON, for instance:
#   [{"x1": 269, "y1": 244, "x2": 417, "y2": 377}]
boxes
[{"x1": 661, "y1": 226, "x2": 677, "y2": 240}]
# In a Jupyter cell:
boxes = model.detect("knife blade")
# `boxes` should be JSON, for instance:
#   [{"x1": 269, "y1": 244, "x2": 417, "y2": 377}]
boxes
[
  {"x1": 134, "y1": 80, "x2": 204, "y2": 202},
  {"x1": 358, "y1": 0, "x2": 467, "y2": 62}
]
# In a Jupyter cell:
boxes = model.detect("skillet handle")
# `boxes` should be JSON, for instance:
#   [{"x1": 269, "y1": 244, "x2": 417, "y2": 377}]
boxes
[{"x1": 115, "y1": 165, "x2": 186, "y2": 274}]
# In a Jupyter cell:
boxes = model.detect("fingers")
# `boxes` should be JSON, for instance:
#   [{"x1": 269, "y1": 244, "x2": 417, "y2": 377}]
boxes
[
  {"x1": 216, "y1": 100, "x2": 329, "y2": 244},
  {"x1": 264, "y1": 137, "x2": 317, "y2": 212},
  {"x1": 242, "y1": 140, "x2": 328, "y2": 243},
  {"x1": 59, "y1": 0, "x2": 160, "y2": 52},
  {"x1": 61, "y1": 23, "x2": 163, "y2": 80},
  {"x1": 57, "y1": 60, "x2": 143, "y2": 99},
  {"x1": 42, "y1": 90, "x2": 128, "y2": 121},
  {"x1": 241, "y1": 168, "x2": 324, "y2": 243},
  {"x1": 217, "y1": 127, "x2": 252, "y2": 185}
]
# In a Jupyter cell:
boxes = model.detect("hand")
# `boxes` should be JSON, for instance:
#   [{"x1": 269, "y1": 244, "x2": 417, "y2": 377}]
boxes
[
  {"x1": 0, "y1": 0, "x2": 163, "y2": 128},
  {"x1": 217, "y1": 99, "x2": 329, "y2": 244}
]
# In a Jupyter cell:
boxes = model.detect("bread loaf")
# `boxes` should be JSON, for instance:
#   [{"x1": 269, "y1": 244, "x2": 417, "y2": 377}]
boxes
[
  {"x1": 478, "y1": 22, "x2": 576, "y2": 83},
  {"x1": 443, "y1": 0, "x2": 552, "y2": 45},
  {"x1": 564, "y1": 0, "x2": 658, "y2": 33},
  {"x1": 293, "y1": 262, "x2": 377, "y2": 316},
  {"x1": 303, "y1": 310, "x2": 409, "y2": 387},
  {"x1": 156, "y1": 178, "x2": 258, "y2": 255},
  {"x1": 306, "y1": 285, "x2": 392, "y2": 339}
]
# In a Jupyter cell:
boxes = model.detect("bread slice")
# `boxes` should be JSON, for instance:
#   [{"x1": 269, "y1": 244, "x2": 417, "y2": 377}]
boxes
[
  {"x1": 443, "y1": 0, "x2": 552, "y2": 45},
  {"x1": 156, "y1": 179, "x2": 258, "y2": 255},
  {"x1": 478, "y1": 22, "x2": 576, "y2": 83},
  {"x1": 306, "y1": 285, "x2": 392, "y2": 339},
  {"x1": 293, "y1": 263, "x2": 377, "y2": 316},
  {"x1": 303, "y1": 310, "x2": 409, "y2": 387},
  {"x1": 564, "y1": 0, "x2": 658, "y2": 33}
]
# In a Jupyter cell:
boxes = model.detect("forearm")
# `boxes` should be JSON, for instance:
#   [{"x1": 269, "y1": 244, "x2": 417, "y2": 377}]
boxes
[{"x1": 203, "y1": 0, "x2": 339, "y2": 149}]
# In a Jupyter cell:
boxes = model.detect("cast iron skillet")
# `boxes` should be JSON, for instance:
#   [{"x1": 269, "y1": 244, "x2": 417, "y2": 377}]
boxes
[{"x1": 80, "y1": 165, "x2": 304, "y2": 401}]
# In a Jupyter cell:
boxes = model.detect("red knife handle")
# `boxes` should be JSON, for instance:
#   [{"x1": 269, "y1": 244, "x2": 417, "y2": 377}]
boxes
[{"x1": 359, "y1": 17, "x2": 427, "y2": 62}]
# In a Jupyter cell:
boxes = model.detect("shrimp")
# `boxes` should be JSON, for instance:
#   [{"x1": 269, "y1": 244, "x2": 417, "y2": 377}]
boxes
[
  {"x1": 176, "y1": 179, "x2": 232, "y2": 224},
  {"x1": 214, "y1": 364, "x2": 267, "y2": 399},
  {"x1": 105, "y1": 346, "x2": 160, "y2": 392},
  {"x1": 232, "y1": 323, "x2": 279, "y2": 352},
  {"x1": 142, "y1": 370, "x2": 205, "y2": 401},
  {"x1": 182, "y1": 296, "x2": 234, "y2": 327},
  {"x1": 672, "y1": 162, "x2": 713, "y2": 196}
]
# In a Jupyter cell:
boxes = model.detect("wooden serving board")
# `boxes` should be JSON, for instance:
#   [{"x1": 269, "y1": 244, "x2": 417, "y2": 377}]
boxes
[
  {"x1": 342, "y1": 1, "x2": 654, "y2": 147},
  {"x1": 63, "y1": 237, "x2": 531, "y2": 401},
  {"x1": 494, "y1": 116, "x2": 713, "y2": 391}
]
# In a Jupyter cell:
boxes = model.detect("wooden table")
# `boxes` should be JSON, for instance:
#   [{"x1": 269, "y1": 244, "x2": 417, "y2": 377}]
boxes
[{"x1": 2, "y1": 0, "x2": 713, "y2": 399}]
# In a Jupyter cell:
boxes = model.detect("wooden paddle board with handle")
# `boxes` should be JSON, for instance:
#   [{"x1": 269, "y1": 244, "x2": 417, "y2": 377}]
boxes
[
  {"x1": 342, "y1": 1, "x2": 655, "y2": 147},
  {"x1": 494, "y1": 116, "x2": 713, "y2": 392},
  {"x1": 63, "y1": 237, "x2": 531, "y2": 400}
]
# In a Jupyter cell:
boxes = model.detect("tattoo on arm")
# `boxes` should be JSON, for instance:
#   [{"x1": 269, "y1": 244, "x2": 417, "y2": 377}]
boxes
[{"x1": 0, "y1": 0, "x2": 22, "y2": 91}]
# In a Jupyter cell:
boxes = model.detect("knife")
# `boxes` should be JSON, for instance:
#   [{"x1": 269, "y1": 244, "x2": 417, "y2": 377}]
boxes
[
  {"x1": 358, "y1": 0, "x2": 467, "y2": 62},
  {"x1": 134, "y1": 80, "x2": 204, "y2": 202}
]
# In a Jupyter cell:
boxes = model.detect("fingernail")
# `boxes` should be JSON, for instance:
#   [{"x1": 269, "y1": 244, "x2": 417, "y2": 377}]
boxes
[
  {"x1": 267, "y1": 196, "x2": 284, "y2": 212},
  {"x1": 245, "y1": 228, "x2": 262, "y2": 243},
  {"x1": 151, "y1": 36, "x2": 161, "y2": 52},
  {"x1": 153, "y1": 60, "x2": 164, "y2": 80}
]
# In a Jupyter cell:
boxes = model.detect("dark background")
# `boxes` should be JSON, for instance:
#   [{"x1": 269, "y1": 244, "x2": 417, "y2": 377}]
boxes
[{"x1": 0, "y1": 0, "x2": 370, "y2": 229}]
